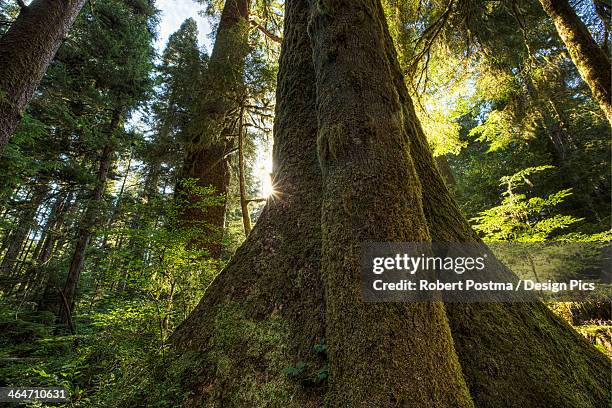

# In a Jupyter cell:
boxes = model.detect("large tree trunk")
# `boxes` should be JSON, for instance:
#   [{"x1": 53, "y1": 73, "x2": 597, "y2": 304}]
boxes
[
  {"x1": 179, "y1": 0, "x2": 250, "y2": 256},
  {"x1": 0, "y1": 0, "x2": 87, "y2": 154},
  {"x1": 59, "y1": 140, "x2": 114, "y2": 327},
  {"x1": 162, "y1": 1, "x2": 610, "y2": 406},
  {"x1": 538, "y1": 0, "x2": 612, "y2": 125},
  {"x1": 308, "y1": 1, "x2": 472, "y2": 406},
  {"x1": 165, "y1": 1, "x2": 325, "y2": 406},
  {"x1": 179, "y1": 143, "x2": 231, "y2": 256},
  {"x1": 375, "y1": 5, "x2": 611, "y2": 404}
]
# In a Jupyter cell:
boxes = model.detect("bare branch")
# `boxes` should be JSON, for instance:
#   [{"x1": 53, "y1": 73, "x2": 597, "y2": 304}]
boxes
[{"x1": 250, "y1": 19, "x2": 282, "y2": 44}]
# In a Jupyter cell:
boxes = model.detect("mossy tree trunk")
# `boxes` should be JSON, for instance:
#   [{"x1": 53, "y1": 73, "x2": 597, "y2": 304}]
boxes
[
  {"x1": 538, "y1": 0, "x2": 612, "y2": 125},
  {"x1": 435, "y1": 155, "x2": 456, "y2": 187},
  {"x1": 179, "y1": 0, "x2": 250, "y2": 256},
  {"x1": 376, "y1": 6, "x2": 611, "y2": 404},
  {"x1": 307, "y1": 1, "x2": 472, "y2": 406},
  {"x1": 165, "y1": 1, "x2": 325, "y2": 406},
  {"x1": 163, "y1": 0, "x2": 610, "y2": 406},
  {"x1": 0, "y1": 0, "x2": 87, "y2": 154}
]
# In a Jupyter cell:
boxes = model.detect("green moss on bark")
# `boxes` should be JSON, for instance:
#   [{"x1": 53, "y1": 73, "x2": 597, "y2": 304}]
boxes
[
  {"x1": 538, "y1": 0, "x2": 612, "y2": 125},
  {"x1": 159, "y1": 1, "x2": 325, "y2": 406},
  {"x1": 309, "y1": 0, "x2": 473, "y2": 406},
  {"x1": 375, "y1": 1, "x2": 611, "y2": 405}
]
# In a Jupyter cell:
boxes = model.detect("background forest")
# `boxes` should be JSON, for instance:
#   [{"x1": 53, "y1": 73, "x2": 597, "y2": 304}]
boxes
[{"x1": 0, "y1": 0, "x2": 610, "y2": 406}]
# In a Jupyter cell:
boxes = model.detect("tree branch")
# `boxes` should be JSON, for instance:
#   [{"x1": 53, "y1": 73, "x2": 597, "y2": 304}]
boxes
[
  {"x1": 15, "y1": 0, "x2": 27, "y2": 10},
  {"x1": 250, "y1": 20, "x2": 282, "y2": 44}
]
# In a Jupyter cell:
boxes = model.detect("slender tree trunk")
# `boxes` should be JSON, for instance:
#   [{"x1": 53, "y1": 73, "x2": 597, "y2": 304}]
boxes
[
  {"x1": 166, "y1": 1, "x2": 325, "y2": 406},
  {"x1": 0, "y1": 181, "x2": 48, "y2": 279},
  {"x1": 59, "y1": 137, "x2": 115, "y2": 326},
  {"x1": 101, "y1": 147, "x2": 132, "y2": 248},
  {"x1": 237, "y1": 104, "x2": 252, "y2": 236},
  {"x1": 27, "y1": 190, "x2": 71, "y2": 292},
  {"x1": 0, "y1": 0, "x2": 87, "y2": 153},
  {"x1": 179, "y1": 0, "x2": 250, "y2": 256},
  {"x1": 143, "y1": 155, "x2": 162, "y2": 203},
  {"x1": 594, "y1": 0, "x2": 611, "y2": 51},
  {"x1": 39, "y1": 192, "x2": 71, "y2": 263},
  {"x1": 35, "y1": 191, "x2": 76, "y2": 312},
  {"x1": 376, "y1": 6, "x2": 611, "y2": 403},
  {"x1": 539, "y1": 0, "x2": 612, "y2": 124}
]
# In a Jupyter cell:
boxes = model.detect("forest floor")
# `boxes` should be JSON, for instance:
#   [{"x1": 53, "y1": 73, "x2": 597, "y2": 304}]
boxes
[{"x1": 0, "y1": 299, "x2": 610, "y2": 407}]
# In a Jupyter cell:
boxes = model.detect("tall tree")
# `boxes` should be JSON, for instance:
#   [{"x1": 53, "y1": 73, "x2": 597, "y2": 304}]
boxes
[
  {"x1": 308, "y1": 0, "x2": 472, "y2": 405},
  {"x1": 0, "y1": 0, "x2": 87, "y2": 153},
  {"x1": 138, "y1": 17, "x2": 204, "y2": 227},
  {"x1": 161, "y1": 0, "x2": 610, "y2": 406},
  {"x1": 178, "y1": 0, "x2": 250, "y2": 256},
  {"x1": 165, "y1": 1, "x2": 324, "y2": 405},
  {"x1": 538, "y1": 0, "x2": 612, "y2": 124},
  {"x1": 58, "y1": 131, "x2": 116, "y2": 327}
]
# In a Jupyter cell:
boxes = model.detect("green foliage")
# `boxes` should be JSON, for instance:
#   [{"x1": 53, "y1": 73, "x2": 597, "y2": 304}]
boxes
[
  {"x1": 471, "y1": 166, "x2": 586, "y2": 241},
  {"x1": 282, "y1": 338, "x2": 328, "y2": 386},
  {"x1": 282, "y1": 361, "x2": 306, "y2": 377},
  {"x1": 313, "y1": 338, "x2": 327, "y2": 355}
]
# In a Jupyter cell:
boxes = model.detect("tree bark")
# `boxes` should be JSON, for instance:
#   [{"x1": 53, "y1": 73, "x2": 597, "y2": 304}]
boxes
[
  {"x1": 308, "y1": 1, "x2": 473, "y2": 406},
  {"x1": 376, "y1": 5, "x2": 611, "y2": 404},
  {"x1": 237, "y1": 104, "x2": 252, "y2": 236},
  {"x1": 58, "y1": 135, "x2": 115, "y2": 327},
  {"x1": 539, "y1": 0, "x2": 612, "y2": 125},
  {"x1": 166, "y1": 1, "x2": 325, "y2": 406},
  {"x1": 0, "y1": 0, "x2": 87, "y2": 154},
  {"x1": 178, "y1": 143, "x2": 231, "y2": 256},
  {"x1": 435, "y1": 155, "x2": 456, "y2": 186},
  {"x1": 179, "y1": 0, "x2": 250, "y2": 256},
  {"x1": 161, "y1": 1, "x2": 610, "y2": 406}
]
